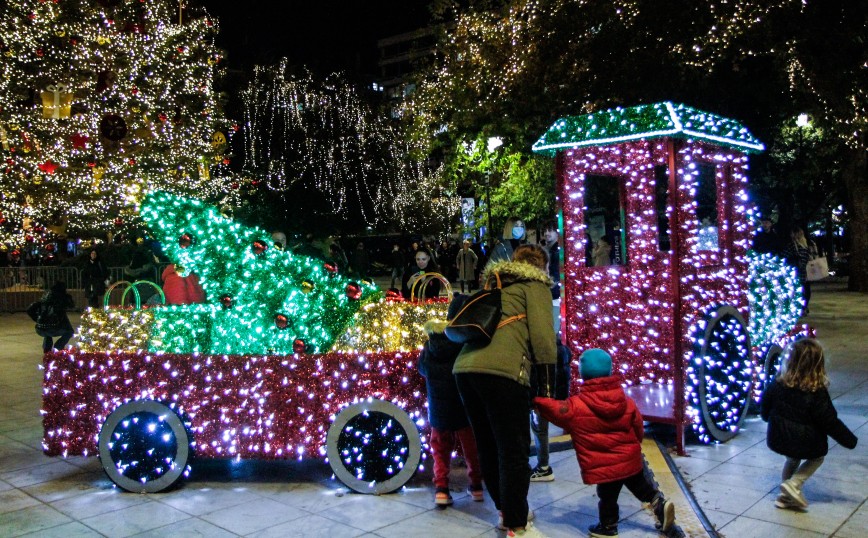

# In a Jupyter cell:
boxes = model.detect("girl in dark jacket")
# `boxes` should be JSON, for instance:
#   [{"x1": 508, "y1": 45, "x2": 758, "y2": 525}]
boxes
[
  {"x1": 761, "y1": 338, "x2": 858, "y2": 510},
  {"x1": 418, "y1": 296, "x2": 482, "y2": 508},
  {"x1": 81, "y1": 249, "x2": 109, "y2": 308}
]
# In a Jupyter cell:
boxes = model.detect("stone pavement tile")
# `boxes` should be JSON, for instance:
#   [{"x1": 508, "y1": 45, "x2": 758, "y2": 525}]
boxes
[
  {"x1": 671, "y1": 454, "x2": 721, "y2": 482},
  {"x1": 548, "y1": 452, "x2": 583, "y2": 482},
  {"x1": 1, "y1": 459, "x2": 85, "y2": 487},
  {"x1": 0, "y1": 504, "x2": 73, "y2": 537},
  {"x1": 20, "y1": 470, "x2": 106, "y2": 503},
  {"x1": 687, "y1": 474, "x2": 768, "y2": 514},
  {"x1": 80, "y1": 500, "x2": 191, "y2": 538},
  {"x1": 130, "y1": 517, "x2": 241, "y2": 538},
  {"x1": 680, "y1": 440, "x2": 752, "y2": 462},
  {"x1": 199, "y1": 497, "x2": 308, "y2": 535},
  {"x1": 19, "y1": 521, "x2": 105, "y2": 537},
  {"x1": 814, "y1": 450, "x2": 868, "y2": 485},
  {"x1": 527, "y1": 475, "x2": 587, "y2": 508},
  {"x1": 370, "y1": 508, "x2": 494, "y2": 538},
  {"x1": 0, "y1": 437, "x2": 47, "y2": 473},
  {"x1": 3, "y1": 425, "x2": 47, "y2": 449},
  {"x1": 743, "y1": 490, "x2": 860, "y2": 535},
  {"x1": 248, "y1": 513, "x2": 367, "y2": 538},
  {"x1": 725, "y1": 443, "x2": 791, "y2": 470},
  {"x1": 550, "y1": 483, "x2": 644, "y2": 520},
  {"x1": 832, "y1": 502, "x2": 868, "y2": 538},
  {"x1": 316, "y1": 494, "x2": 429, "y2": 533},
  {"x1": 720, "y1": 516, "x2": 827, "y2": 537},
  {"x1": 695, "y1": 460, "x2": 781, "y2": 493},
  {"x1": 520, "y1": 503, "x2": 598, "y2": 538},
  {"x1": 50, "y1": 488, "x2": 151, "y2": 520},
  {"x1": 0, "y1": 487, "x2": 41, "y2": 514},
  {"x1": 703, "y1": 508, "x2": 738, "y2": 531},
  {"x1": 256, "y1": 481, "x2": 357, "y2": 513},
  {"x1": 153, "y1": 484, "x2": 265, "y2": 516}
]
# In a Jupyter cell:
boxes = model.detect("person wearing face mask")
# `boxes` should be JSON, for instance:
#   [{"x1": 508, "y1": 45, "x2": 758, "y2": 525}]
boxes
[
  {"x1": 401, "y1": 246, "x2": 442, "y2": 300},
  {"x1": 489, "y1": 217, "x2": 528, "y2": 265}
]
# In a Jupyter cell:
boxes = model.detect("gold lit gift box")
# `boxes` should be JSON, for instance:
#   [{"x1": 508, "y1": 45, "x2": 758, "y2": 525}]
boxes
[{"x1": 41, "y1": 84, "x2": 73, "y2": 119}]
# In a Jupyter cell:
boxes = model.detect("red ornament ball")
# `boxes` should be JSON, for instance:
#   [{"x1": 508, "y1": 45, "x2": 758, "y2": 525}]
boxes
[
  {"x1": 385, "y1": 289, "x2": 402, "y2": 300},
  {"x1": 114, "y1": 218, "x2": 124, "y2": 226},
  {"x1": 324, "y1": 262, "x2": 338, "y2": 275},
  {"x1": 345, "y1": 282, "x2": 362, "y2": 300},
  {"x1": 219, "y1": 294, "x2": 232, "y2": 309},
  {"x1": 293, "y1": 339, "x2": 306, "y2": 354},
  {"x1": 252, "y1": 240, "x2": 268, "y2": 255},
  {"x1": 178, "y1": 233, "x2": 193, "y2": 248},
  {"x1": 45, "y1": 243, "x2": 55, "y2": 252},
  {"x1": 274, "y1": 314, "x2": 289, "y2": 330}
]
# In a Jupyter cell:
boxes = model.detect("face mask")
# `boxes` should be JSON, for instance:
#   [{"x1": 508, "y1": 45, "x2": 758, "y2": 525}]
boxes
[{"x1": 511, "y1": 225, "x2": 525, "y2": 240}]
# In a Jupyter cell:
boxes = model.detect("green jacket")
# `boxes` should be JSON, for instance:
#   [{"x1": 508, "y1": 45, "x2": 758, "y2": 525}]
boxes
[{"x1": 452, "y1": 260, "x2": 556, "y2": 387}]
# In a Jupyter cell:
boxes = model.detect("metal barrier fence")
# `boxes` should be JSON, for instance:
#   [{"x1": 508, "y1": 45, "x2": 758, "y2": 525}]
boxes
[{"x1": 0, "y1": 263, "x2": 173, "y2": 313}]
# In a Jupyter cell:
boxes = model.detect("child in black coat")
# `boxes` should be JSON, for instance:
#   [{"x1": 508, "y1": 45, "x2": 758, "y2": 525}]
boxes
[
  {"x1": 418, "y1": 295, "x2": 482, "y2": 507},
  {"x1": 761, "y1": 338, "x2": 858, "y2": 510}
]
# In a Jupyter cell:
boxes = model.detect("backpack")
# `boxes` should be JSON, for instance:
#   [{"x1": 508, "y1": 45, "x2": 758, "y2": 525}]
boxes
[
  {"x1": 444, "y1": 272, "x2": 525, "y2": 345},
  {"x1": 28, "y1": 300, "x2": 61, "y2": 329}
]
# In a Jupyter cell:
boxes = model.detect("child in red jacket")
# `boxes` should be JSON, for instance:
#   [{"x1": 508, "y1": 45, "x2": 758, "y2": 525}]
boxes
[{"x1": 534, "y1": 349, "x2": 675, "y2": 537}]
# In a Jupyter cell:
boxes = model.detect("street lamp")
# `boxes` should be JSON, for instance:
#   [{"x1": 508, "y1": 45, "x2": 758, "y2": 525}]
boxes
[
  {"x1": 485, "y1": 137, "x2": 502, "y2": 249},
  {"x1": 796, "y1": 113, "x2": 810, "y2": 128}
]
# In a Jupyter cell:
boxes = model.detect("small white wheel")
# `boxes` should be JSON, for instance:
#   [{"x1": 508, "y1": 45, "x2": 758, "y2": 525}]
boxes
[
  {"x1": 326, "y1": 399, "x2": 422, "y2": 494},
  {"x1": 98, "y1": 400, "x2": 190, "y2": 493}
]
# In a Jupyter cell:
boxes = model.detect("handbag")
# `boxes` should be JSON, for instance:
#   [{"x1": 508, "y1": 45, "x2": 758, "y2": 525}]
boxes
[
  {"x1": 806, "y1": 256, "x2": 829, "y2": 281},
  {"x1": 444, "y1": 272, "x2": 525, "y2": 345}
]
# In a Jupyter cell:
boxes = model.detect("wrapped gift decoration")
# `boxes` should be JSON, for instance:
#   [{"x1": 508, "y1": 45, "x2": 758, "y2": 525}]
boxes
[{"x1": 41, "y1": 84, "x2": 73, "y2": 119}]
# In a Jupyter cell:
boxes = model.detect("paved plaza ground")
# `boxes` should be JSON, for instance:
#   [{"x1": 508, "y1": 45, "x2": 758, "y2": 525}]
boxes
[{"x1": 0, "y1": 281, "x2": 865, "y2": 537}]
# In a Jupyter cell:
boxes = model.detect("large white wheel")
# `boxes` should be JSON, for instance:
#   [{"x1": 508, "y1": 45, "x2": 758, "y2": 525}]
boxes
[
  {"x1": 98, "y1": 400, "x2": 190, "y2": 493},
  {"x1": 694, "y1": 306, "x2": 753, "y2": 443},
  {"x1": 326, "y1": 399, "x2": 422, "y2": 494}
]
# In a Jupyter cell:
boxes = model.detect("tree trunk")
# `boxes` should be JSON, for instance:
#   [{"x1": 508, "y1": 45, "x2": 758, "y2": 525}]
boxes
[{"x1": 842, "y1": 146, "x2": 868, "y2": 292}]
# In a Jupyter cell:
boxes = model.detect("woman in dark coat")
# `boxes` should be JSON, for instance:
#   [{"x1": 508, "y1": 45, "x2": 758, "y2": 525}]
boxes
[
  {"x1": 81, "y1": 249, "x2": 109, "y2": 308},
  {"x1": 401, "y1": 247, "x2": 441, "y2": 300},
  {"x1": 27, "y1": 281, "x2": 75, "y2": 353}
]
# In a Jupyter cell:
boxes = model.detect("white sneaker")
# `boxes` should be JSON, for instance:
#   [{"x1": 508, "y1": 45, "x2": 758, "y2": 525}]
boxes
[
  {"x1": 506, "y1": 521, "x2": 547, "y2": 537},
  {"x1": 781, "y1": 480, "x2": 808, "y2": 508}
]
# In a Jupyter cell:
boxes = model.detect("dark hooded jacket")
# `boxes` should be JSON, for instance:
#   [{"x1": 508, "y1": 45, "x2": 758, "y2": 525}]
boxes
[
  {"x1": 534, "y1": 375, "x2": 644, "y2": 484},
  {"x1": 418, "y1": 319, "x2": 470, "y2": 431},
  {"x1": 761, "y1": 380, "x2": 857, "y2": 459}
]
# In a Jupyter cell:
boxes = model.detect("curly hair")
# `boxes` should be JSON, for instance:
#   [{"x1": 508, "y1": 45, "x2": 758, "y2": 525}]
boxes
[
  {"x1": 778, "y1": 338, "x2": 829, "y2": 392},
  {"x1": 513, "y1": 243, "x2": 549, "y2": 271}
]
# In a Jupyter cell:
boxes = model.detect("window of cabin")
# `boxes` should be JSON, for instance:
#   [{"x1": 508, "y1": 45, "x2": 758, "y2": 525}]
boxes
[
  {"x1": 584, "y1": 174, "x2": 627, "y2": 267},
  {"x1": 695, "y1": 163, "x2": 719, "y2": 251},
  {"x1": 654, "y1": 165, "x2": 671, "y2": 252}
]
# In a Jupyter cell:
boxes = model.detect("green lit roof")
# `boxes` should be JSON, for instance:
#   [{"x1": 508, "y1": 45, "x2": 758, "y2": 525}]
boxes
[{"x1": 532, "y1": 101, "x2": 764, "y2": 156}]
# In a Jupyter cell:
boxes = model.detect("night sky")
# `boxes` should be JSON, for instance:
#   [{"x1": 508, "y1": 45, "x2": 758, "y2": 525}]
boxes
[{"x1": 205, "y1": 1, "x2": 433, "y2": 77}]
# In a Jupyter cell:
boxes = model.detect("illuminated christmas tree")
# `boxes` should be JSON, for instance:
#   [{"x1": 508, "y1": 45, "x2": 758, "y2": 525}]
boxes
[
  {"x1": 0, "y1": 0, "x2": 235, "y2": 246},
  {"x1": 131, "y1": 191, "x2": 381, "y2": 355}
]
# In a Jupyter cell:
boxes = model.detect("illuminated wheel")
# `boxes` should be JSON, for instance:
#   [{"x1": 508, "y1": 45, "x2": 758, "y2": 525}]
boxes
[
  {"x1": 326, "y1": 399, "x2": 422, "y2": 494},
  {"x1": 693, "y1": 306, "x2": 753, "y2": 443},
  {"x1": 98, "y1": 400, "x2": 190, "y2": 493},
  {"x1": 761, "y1": 344, "x2": 784, "y2": 390}
]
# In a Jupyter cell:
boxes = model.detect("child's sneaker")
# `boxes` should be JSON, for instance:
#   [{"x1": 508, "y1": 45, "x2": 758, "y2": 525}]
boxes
[
  {"x1": 774, "y1": 494, "x2": 805, "y2": 511},
  {"x1": 651, "y1": 495, "x2": 675, "y2": 531},
  {"x1": 588, "y1": 522, "x2": 618, "y2": 537},
  {"x1": 506, "y1": 521, "x2": 547, "y2": 537},
  {"x1": 434, "y1": 487, "x2": 453, "y2": 507},
  {"x1": 530, "y1": 465, "x2": 554, "y2": 482},
  {"x1": 497, "y1": 509, "x2": 535, "y2": 530},
  {"x1": 468, "y1": 484, "x2": 484, "y2": 502},
  {"x1": 780, "y1": 480, "x2": 808, "y2": 508}
]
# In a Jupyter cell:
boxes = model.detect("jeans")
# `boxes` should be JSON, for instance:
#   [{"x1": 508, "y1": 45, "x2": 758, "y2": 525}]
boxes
[
  {"x1": 36, "y1": 326, "x2": 73, "y2": 353},
  {"x1": 782, "y1": 456, "x2": 824, "y2": 489},
  {"x1": 530, "y1": 410, "x2": 549, "y2": 468},
  {"x1": 430, "y1": 426, "x2": 482, "y2": 489},
  {"x1": 597, "y1": 467, "x2": 659, "y2": 526},
  {"x1": 456, "y1": 373, "x2": 531, "y2": 530}
]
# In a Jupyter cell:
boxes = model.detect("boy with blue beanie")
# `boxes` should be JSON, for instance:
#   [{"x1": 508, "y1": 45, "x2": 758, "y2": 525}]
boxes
[{"x1": 534, "y1": 349, "x2": 675, "y2": 537}]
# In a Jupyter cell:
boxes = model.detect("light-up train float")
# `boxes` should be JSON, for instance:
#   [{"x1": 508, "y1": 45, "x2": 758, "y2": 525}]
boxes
[
  {"x1": 533, "y1": 101, "x2": 809, "y2": 452},
  {"x1": 42, "y1": 102, "x2": 808, "y2": 494}
]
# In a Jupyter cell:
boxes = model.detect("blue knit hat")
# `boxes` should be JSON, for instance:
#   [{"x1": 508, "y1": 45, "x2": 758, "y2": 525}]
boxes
[{"x1": 580, "y1": 348, "x2": 613, "y2": 380}]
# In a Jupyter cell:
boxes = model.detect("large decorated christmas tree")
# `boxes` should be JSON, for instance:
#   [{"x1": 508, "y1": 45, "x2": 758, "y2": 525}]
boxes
[{"x1": 0, "y1": 0, "x2": 234, "y2": 246}]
